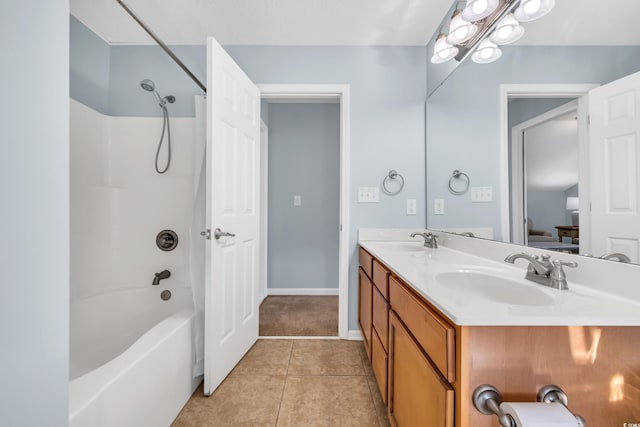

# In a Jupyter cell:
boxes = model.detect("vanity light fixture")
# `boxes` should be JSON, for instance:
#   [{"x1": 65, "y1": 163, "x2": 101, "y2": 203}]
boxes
[
  {"x1": 431, "y1": 0, "x2": 555, "y2": 65},
  {"x1": 514, "y1": 0, "x2": 555, "y2": 22},
  {"x1": 489, "y1": 13, "x2": 525, "y2": 45},
  {"x1": 462, "y1": 0, "x2": 500, "y2": 22},
  {"x1": 471, "y1": 39, "x2": 502, "y2": 63},
  {"x1": 431, "y1": 33, "x2": 460, "y2": 63},
  {"x1": 446, "y1": 9, "x2": 478, "y2": 45}
]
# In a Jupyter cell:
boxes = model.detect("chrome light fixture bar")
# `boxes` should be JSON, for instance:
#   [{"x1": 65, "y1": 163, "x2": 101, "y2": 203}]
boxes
[
  {"x1": 453, "y1": 0, "x2": 519, "y2": 61},
  {"x1": 430, "y1": 0, "x2": 555, "y2": 65}
]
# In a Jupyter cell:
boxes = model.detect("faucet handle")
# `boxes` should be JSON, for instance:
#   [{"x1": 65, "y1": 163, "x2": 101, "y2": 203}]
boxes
[
  {"x1": 549, "y1": 260, "x2": 578, "y2": 290},
  {"x1": 552, "y1": 260, "x2": 578, "y2": 268}
]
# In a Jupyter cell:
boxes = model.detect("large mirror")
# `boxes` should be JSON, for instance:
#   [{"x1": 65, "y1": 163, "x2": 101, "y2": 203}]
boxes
[{"x1": 426, "y1": 0, "x2": 640, "y2": 264}]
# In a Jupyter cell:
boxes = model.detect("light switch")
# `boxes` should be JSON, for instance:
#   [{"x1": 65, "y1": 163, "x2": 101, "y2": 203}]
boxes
[
  {"x1": 293, "y1": 195, "x2": 302, "y2": 206},
  {"x1": 406, "y1": 199, "x2": 417, "y2": 215},
  {"x1": 357, "y1": 187, "x2": 380, "y2": 203},
  {"x1": 434, "y1": 199, "x2": 445, "y2": 215},
  {"x1": 471, "y1": 187, "x2": 493, "y2": 203}
]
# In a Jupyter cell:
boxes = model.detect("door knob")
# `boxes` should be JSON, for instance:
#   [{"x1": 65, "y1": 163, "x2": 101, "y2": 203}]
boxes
[{"x1": 213, "y1": 228, "x2": 236, "y2": 240}]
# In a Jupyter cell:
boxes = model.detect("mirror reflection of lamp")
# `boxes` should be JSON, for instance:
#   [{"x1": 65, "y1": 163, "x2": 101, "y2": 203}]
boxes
[{"x1": 566, "y1": 196, "x2": 579, "y2": 226}]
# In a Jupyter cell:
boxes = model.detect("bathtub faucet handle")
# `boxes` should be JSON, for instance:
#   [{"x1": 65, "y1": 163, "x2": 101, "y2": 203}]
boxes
[{"x1": 152, "y1": 269, "x2": 171, "y2": 285}]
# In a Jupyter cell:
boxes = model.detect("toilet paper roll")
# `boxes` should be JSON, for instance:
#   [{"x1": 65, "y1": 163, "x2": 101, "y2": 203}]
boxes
[{"x1": 499, "y1": 402, "x2": 579, "y2": 427}]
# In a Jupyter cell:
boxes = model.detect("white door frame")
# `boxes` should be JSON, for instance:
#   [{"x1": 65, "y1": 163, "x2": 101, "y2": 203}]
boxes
[
  {"x1": 258, "y1": 84, "x2": 351, "y2": 339},
  {"x1": 511, "y1": 99, "x2": 579, "y2": 245},
  {"x1": 259, "y1": 119, "x2": 268, "y2": 303},
  {"x1": 499, "y1": 84, "x2": 599, "y2": 242}
]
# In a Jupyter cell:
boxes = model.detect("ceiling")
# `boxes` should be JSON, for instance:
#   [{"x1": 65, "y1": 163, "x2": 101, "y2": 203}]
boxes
[
  {"x1": 71, "y1": 0, "x2": 640, "y2": 47},
  {"x1": 70, "y1": 0, "x2": 453, "y2": 45}
]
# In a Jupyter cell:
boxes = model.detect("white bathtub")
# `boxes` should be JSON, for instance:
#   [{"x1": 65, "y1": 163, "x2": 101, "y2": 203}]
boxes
[{"x1": 69, "y1": 287, "x2": 201, "y2": 427}]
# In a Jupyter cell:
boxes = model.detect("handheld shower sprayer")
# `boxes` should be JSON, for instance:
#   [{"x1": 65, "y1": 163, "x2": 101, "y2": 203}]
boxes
[
  {"x1": 140, "y1": 79, "x2": 175, "y2": 107},
  {"x1": 140, "y1": 79, "x2": 175, "y2": 174}
]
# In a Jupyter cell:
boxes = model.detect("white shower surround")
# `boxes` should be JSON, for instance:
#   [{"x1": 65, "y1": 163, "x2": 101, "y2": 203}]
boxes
[{"x1": 69, "y1": 99, "x2": 205, "y2": 425}]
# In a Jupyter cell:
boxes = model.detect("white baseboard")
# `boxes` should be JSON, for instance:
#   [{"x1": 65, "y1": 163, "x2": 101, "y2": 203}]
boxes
[
  {"x1": 267, "y1": 288, "x2": 339, "y2": 296},
  {"x1": 347, "y1": 329, "x2": 363, "y2": 341}
]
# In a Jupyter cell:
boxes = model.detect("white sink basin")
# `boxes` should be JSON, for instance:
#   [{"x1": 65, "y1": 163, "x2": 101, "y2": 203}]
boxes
[{"x1": 436, "y1": 271, "x2": 555, "y2": 306}]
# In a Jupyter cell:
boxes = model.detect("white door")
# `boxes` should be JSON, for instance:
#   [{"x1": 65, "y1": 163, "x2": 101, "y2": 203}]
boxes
[
  {"x1": 589, "y1": 71, "x2": 640, "y2": 263},
  {"x1": 204, "y1": 36, "x2": 261, "y2": 395}
]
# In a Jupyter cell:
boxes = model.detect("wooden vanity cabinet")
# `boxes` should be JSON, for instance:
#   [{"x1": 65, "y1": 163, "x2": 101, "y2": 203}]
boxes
[
  {"x1": 358, "y1": 266, "x2": 373, "y2": 359},
  {"x1": 388, "y1": 311, "x2": 454, "y2": 427},
  {"x1": 359, "y1": 246, "x2": 640, "y2": 427},
  {"x1": 371, "y1": 259, "x2": 391, "y2": 402}
]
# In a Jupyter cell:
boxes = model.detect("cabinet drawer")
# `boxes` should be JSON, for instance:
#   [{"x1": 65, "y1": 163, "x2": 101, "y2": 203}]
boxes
[
  {"x1": 359, "y1": 247, "x2": 374, "y2": 279},
  {"x1": 388, "y1": 311, "x2": 454, "y2": 427},
  {"x1": 373, "y1": 286, "x2": 389, "y2": 351},
  {"x1": 358, "y1": 267, "x2": 373, "y2": 360},
  {"x1": 371, "y1": 329, "x2": 388, "y2": 405},
  {"x1": 389, "y1": 276, "x2": 455, "y2": 382},
  {"x1": 372, "y1": 259, "x2": 390, "y2": 298}
]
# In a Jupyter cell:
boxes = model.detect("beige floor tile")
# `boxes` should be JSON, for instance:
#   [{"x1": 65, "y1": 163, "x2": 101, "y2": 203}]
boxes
[
  {"x1": 366, "y1": 375, "x2": 390, "y2": 427},
  {"x1": 288, "y1": 340, "x2": 365, "y2": 376},
  {"x1": 276, "y1": 375, "x2": 378, "y2": 427},
  {"x1": 172, "y1": 376, "x2": 285, "y2": 427},
  {"x1": 359, "y1": 342, "x2": 375, "y2": 377},
  {"x1": 230, "y1": 339, "x2": 293, "y2": 376}
]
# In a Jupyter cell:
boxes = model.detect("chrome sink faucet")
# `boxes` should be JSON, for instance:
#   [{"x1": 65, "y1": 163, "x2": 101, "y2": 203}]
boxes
[
  {"x1": 504, "y1": 253, "x2": 578, "y2": 290},
  {"x1": 599, "y1": 252, "x2": 631, "y2": 263},
  {"x1": 410, "y1": 232, "x2": 438, "y2": 248}
]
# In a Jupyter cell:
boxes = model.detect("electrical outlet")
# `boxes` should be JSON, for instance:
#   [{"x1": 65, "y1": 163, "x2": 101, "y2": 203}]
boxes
[
  {"x1": 406, "y1": 199, "x2": 417, "y2": 215},
  {"x1": 358, "y1": 187, "x2": 380, "y2": 203},
  {"x1": 434, "y1": 198, "x2": 445, "y2": 215},
  {"x1": 471, "y1": 187, "x2": 493, "y2": 203},
  {"x1": 293, "y1": 195, "x2": 302, "y2": 206}
]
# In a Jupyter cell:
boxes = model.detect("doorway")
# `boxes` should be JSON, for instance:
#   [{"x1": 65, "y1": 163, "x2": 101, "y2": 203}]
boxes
[
  {"x1": 511, "y1": 99, "x2": 580, "y2": 253},
  {"x1": 258, "y1": 85, "x2": 351, "y2": 339}
]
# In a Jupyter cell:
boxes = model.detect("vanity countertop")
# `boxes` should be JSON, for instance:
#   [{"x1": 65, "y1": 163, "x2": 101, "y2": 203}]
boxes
[{"x1": 359, "y1": 239, "x2": 640, "y2": 326}]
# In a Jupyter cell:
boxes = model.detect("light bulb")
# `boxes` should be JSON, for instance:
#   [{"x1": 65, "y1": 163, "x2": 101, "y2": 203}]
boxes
[
  {"x1": 497, "y1": 25, "x2": 513, "y2": 40},
  {"x1": 431, "y1": 34, "x2": 459, "y2": 63},
  {"x1": 524, "y1": 0, "x2": 542, "y2": 15},
  {"x1": 462, "y1": 0, "x2": 499, "y2": 22},
  {"x1": 472, "y1": 39, "x2": 502, "y2": 63},
  {"x1": 472, "y1": 0, "x2": 488, "y2": 14},
  {"x1": 490, "y1": 13, "x2": 525, "y2": 45},
  {"x1": 481, "y1": 47, "x2": 493, "y2": 59},
  {"x1": 454, "y1": 26, "x2": 469, "y2": 40},
  {"x1": 446, "y1": 12, "x2": 478, "y2": 45},
  {"x1": 514, "y1": 0, "x2": 555, "y2": 22}
]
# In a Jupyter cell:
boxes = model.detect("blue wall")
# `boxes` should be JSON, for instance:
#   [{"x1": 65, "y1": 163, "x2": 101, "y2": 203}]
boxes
[
  {"x1": 426, "y1": 45, "x2": 640, "y2": 240},
  {"x1": 267, "y1": 103, "x2": 340, "y2": 290},
  {"x1": 70, "y1": 16, "x2": 110, "y2": 114},
  {"x1": 70, "y1": 18, "x2": 428, "y2": 330},
  {"x1": 2, "y1": 2, "x2": 69, "y2": 425}
]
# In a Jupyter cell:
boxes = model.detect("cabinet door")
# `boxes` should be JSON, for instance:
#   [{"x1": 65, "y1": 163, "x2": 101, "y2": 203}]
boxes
[
  {"x1": 358, "y1": 267, "x2": 373, "y2": 359},
  {"x1": 372, "y1": 286, "x2": 389, "y2": 351},
  {"x1": 388, "y1": 312, "x2": 454, "y2": 427}
]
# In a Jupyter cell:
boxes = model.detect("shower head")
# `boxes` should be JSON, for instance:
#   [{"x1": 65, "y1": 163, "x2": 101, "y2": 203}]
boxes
[
  {"x1": 140, "y1": 78, "x2": 163, "y2": 105},
  {"x1": 140, "y1": 79, "x2": 155, "y2": 92}
]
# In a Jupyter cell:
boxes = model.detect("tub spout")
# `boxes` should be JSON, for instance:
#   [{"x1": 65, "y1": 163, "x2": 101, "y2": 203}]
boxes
[{"x1": 152, "y1": 270, "x2": 171, "y2": 285}]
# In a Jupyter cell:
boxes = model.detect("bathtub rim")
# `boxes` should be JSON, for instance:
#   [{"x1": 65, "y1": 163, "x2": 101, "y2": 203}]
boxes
[{"x1": 69, "y1": 308, "x2": 197, "y2": 419}]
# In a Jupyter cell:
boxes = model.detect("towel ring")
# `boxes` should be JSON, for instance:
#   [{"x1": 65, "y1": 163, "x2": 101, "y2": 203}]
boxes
[
  {"x1": 448, "y1": 170, "x2": 470, "y2": 195},
  {"x1": 382, "y1": 170, "x2": 405, "y2": 195}
]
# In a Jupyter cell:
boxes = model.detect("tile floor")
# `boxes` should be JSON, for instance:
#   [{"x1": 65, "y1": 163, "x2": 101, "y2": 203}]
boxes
[{"x1": 172, "y1": 339, "x2": 390, "y2": 426}]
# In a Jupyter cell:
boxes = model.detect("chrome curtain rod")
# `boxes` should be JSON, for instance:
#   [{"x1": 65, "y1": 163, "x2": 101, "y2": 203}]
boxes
[{"x1": 115, "y1": 0, "x2": 207, "y2": 93}]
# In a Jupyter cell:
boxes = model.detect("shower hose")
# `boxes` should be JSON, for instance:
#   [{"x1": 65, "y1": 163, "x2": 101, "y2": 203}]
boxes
[{"x1": 155, "y1": 105, "x2": 172, "y2": 174}]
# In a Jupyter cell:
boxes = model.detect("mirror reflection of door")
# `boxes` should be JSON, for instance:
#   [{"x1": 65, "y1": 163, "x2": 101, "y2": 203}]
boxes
[{"x1": 509, "y1": 99, "x2": 580, "y2": 254}]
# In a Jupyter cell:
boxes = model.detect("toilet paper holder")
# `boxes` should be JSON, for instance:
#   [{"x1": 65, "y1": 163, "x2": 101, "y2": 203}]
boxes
[{"x1": 472, "y1": 384, "x2": 586, "y2": 427}]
